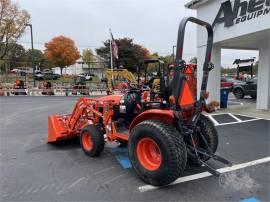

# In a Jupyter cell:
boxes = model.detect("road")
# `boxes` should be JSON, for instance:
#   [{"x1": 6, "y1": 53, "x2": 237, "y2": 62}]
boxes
[{"x1": 0, "y1": 96, "x2": 269, "y2": 202}]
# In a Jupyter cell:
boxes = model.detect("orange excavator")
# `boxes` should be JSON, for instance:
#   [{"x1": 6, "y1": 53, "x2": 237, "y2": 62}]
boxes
[{"x1": 47, "y1": 17, "x2": 231, "y2": 186}]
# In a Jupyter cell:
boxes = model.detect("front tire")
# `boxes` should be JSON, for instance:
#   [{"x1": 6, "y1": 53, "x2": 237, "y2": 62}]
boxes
[
  {"x1": 128, "y1": 120, "x2": 187, "y2": 186},
  {"x1": 80, "y1": 125, "x2": 104, "y2": 157},
  {"x1": 233, "y1": 88, "x2": 244, "y2": 99}
]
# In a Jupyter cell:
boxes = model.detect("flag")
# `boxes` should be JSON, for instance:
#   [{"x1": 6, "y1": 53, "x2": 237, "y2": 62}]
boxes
[{"x1": 110, "y1": 32, "x2": 119, "y2": 60}]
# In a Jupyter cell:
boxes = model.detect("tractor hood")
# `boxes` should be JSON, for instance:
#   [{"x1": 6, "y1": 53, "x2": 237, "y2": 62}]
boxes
[{"x1": 96, "y1": 94, "x2": 122, "y2": 105}]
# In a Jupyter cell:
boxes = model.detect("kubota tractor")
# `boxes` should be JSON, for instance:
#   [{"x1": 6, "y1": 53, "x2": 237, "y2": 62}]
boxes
[
  {"x1": 0, "y1": 83, "x2": 4, "y2": 96},
  {"x1": 41, "y1": 81, "x2": 54, "y2": 95},
  {"x1": 72, "y1": 75, "x2": 89, "y2": 95},
  {"x1": 137, "y1": 59, "x2": 166, "y2": 101},
  {"x1": 12, "y1": 80, "x2": 27, "y2": 95},
  {"x1": 47, "y1": 17, "x2": 231, "y2": 186}
]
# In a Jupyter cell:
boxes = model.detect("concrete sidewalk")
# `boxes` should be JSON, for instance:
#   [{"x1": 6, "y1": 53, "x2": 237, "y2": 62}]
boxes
[{"x1": 222, "y1": 103, "x2": 270, "y2": 120}]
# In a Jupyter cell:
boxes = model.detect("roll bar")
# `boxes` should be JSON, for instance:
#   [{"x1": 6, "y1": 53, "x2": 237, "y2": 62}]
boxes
[
  {"x1": 171, "y1": 17, "x2": 214, "y2": 107},
  {"x1": 175, "y1": 17, "x2": 213, "y2": 65}
]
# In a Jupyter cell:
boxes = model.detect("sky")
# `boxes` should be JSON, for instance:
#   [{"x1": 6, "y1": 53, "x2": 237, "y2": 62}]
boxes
[{"x1": 17, "y1": 0, "x2": 258, "y2": 68}]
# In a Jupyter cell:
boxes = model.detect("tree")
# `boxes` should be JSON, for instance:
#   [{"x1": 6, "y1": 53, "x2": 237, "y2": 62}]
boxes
[
  {"x1": 0, "y1": 0, "x2": 30, "y2": 59},
  {"x1": 1, "y1": 42, "x2": 26, "y2": 70},
  {"x1": 96, "y1": 37, "x2": 151, "y2": 72},
  {"x1": 82, "y1": 48, "x2": 95, "y2": 68},
  {"x1": 7, "y1": 43, "x2": 26, "y2": 69},
  {"x1": 149, "y1": 53, "x2": 174, "y2": 68},
  {"x1": 25, "y1": 49, "x2": 44, "y2": 68},
  {"x1": 44, "y1": 36, "x2": 80, "y2": 75},
  {"x1": 160, "y1": 54, "x2": 174, "y2": 66}
]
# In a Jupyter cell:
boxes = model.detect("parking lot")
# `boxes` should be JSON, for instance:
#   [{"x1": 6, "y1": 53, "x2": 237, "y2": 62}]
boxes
[{"x1": 0, "y1": 96, "x2": 269, "y2": 202}]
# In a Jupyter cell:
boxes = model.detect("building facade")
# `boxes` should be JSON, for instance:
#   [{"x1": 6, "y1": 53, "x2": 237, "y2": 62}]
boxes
[{"x1": 185, "y1": 0, "x2": 270, "y2": 110}]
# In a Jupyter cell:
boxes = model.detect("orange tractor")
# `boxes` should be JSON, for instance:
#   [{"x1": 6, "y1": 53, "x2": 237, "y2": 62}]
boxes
[
  {"x1": 41, "y1": 81, "x2": 54, "y2": 95},
  {"x1": 47, "y1": 17, "x2": 231, "y2": 186},
  {"x1": 12, "y1": 80, "x2": 27, "y2": 95}
]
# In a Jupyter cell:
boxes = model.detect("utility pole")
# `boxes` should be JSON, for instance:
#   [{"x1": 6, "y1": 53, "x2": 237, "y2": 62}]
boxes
[{"x1": 25, "y1": 24, "x2": 35, "y2": 87}]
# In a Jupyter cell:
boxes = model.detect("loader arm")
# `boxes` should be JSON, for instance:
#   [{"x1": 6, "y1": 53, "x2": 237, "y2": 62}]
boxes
[
  {"x1": 68, "y1": 97, "x2": 103, "y2": 131},
  {"x1": 47, "y1": 96, "x2": 119, "y2": 143}
]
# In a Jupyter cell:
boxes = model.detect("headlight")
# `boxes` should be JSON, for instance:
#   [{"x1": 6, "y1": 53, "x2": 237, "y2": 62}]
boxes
[
  {"x1": 120, "y1": 95, "x2": 125, "y2": 104},
  {"x1": 119, "y1": 105, "x2": 126, "y2": 113}
]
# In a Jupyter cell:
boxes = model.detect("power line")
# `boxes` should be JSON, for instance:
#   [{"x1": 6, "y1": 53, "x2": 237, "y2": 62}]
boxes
[
  {"x1": 17, "y1": 41, "x2": 197, "y2": 56},
  {"x1": 18, "y1": 41, "x2": 101, "y2": 48}
]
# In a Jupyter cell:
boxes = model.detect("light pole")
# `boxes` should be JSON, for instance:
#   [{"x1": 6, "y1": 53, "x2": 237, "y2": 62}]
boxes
[
  {"x1": 172, "y1": 45, "x2": 176, "y2": 63},
  {"x1": 25, "y1": 23, "x2": 35, "y2": 87}
]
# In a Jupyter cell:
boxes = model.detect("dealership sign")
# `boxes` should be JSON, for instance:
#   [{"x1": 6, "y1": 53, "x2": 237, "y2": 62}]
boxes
[{"x1": 213, "y1": 0, "x2": 270, "y2": 27}]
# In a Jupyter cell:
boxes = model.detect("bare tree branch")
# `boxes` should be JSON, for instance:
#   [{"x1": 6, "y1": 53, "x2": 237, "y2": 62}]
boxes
[{"x1": 0, "y1": 0, "x2": 30, "y2": 59}]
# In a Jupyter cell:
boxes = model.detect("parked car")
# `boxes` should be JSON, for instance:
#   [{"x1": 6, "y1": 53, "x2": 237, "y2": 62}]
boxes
[
  {"x1": 226, "y1": 78, "x2": 245, "y2": 85},
  {"x1": 85, "y1": 73, "x2": 93, "y2": 81},
  {"x1": 35, "y1": 71, "x2": 44, "y2": 80},
  {"x1": 43, "y1": 69, "x2": 53, "y2": 74},
  {"x1": 20, "y1": 71, "x2": 27, "y2": 76},
  {"x1": 221, "y1": 77, "x2": 234, "y2": 90},
  {"x1": 35, "y1": 72, "x2": 60, "y2": 80},
  {"x1": 10, "y1": 68, "x2": 20, "y2": 73},
  {"x1": 78, "y1": 73, "x2": 92, "y2": 81},
  {"x1": 10, "y1": 68, "x2": 26, "y2": 75},
  {"x1": 232, "y1": 78, "x2": 257, "y2": 99}
]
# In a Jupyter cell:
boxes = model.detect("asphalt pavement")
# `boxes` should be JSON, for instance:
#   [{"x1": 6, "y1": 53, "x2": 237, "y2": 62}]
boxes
[{"x1": 0, "y1": 96, "x2": 269, "y2": 202}]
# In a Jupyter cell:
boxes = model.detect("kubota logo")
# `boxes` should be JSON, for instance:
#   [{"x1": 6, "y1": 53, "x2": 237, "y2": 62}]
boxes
[{"x1": 213, "y1": 0, "x2": 270, "y2": 27}]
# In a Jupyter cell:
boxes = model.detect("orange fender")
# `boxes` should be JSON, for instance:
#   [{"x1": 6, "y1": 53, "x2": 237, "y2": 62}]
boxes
[{"x1": 129, "y1": 109, "x2": 174, "y2": 132}]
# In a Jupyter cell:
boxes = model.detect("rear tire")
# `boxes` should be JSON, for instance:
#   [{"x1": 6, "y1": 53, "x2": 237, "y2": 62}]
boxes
[
  {"x1": 128, "y1": 120, "x2": 187, "y2": 186},
  {"x1": 233, "y1": 88, "x2": 244, "y2": 99},
  {"x1": 188, "y1": 114, "x2": 218, "y2": 165},
  {"x1": 80, "y1": 125, "x2": 104, "y2": 157}
]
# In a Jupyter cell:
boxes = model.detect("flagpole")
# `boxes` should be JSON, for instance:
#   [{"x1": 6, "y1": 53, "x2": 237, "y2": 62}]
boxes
[{"x1": 109, "y1": 29, "x2": 113, "y2": 72}]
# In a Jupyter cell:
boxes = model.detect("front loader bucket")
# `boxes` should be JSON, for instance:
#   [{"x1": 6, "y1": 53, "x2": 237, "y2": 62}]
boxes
[{"x1": 47, "y1": 115, "x2": 71, "y2": 143}]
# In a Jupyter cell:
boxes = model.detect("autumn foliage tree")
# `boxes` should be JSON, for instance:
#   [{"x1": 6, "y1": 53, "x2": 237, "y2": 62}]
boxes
[
  {"x1": 0, "y1": 0, "x2": 30, "y2": 59},
  {"x1": 44, "y1": 36, "x2": 80, "y2": 75},
  {"x1": 82, "y1": 48, "x2": 95, "y2": 68},
  {"x1": 96, "y1": 37, "x2": 150, "y2": 72}
]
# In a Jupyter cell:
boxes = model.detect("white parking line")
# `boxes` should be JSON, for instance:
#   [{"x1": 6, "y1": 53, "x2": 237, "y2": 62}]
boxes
[
  {"x1": 207, "y1": 115, "x2": 219, "y2": 126},
  {"x1": 217, "y1": 118, "x2": 261, "y2": 126},
  {"x1": 205, "y1": 113, "x2": 265, "y2": 126},
  {"x1": 228, "y1": 113, "x2": 242, "y2": 122},
  {"x1": 204, "y1": 112, "x2": 228, "y2": 116},
  {"x1": 138, "y1": 156, "x2": 270, "y2": 193},
  {"x1": 233, "y1": 113, "x2": 270, "y2": 121}
]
